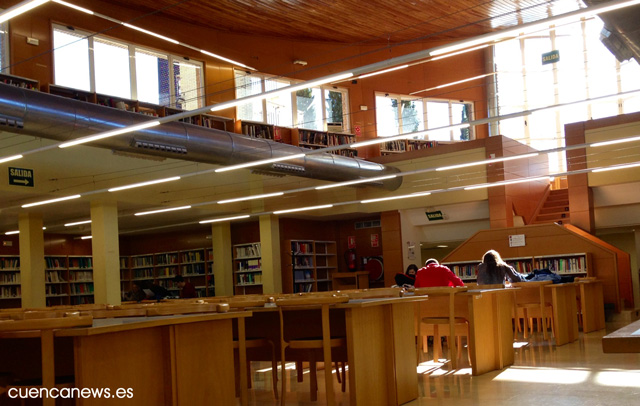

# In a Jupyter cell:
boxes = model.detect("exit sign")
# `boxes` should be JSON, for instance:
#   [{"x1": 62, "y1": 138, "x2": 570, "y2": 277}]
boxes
[
  {"x1": 8, "y1": 167, "x2": 34, "y2": 187},
  {"x1": 542, "y1": 50, "x2": 560, "y2": 65},
  {"x1": 425, "y1": 210, "x2": 444, "y2": 221}
]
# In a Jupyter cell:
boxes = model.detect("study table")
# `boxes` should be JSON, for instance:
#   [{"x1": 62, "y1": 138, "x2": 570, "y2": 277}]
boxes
[{"x1": 54, "y1": 311, "x2": 251, "y2": 405}]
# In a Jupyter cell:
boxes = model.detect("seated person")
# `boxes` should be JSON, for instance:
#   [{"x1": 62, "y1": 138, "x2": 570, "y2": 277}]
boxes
[
  {"x1": 174, "y1": 275, "x2": 198, "y2": 298},
  {"x1": 394, "y1": 264, "x2": 418, "y2": 287},
  {"x1": 414, "y1": 258, "x2": 464, "y2": 287},
  {"x1": 477, "y1": 250, "x2": 524, "y2": 285},
  {"x1": 129, "y1": 280, "x2": 171, "y2": 301}
]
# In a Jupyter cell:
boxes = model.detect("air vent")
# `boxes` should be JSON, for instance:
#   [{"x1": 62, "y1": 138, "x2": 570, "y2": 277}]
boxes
[
  {"x1": 271, "y1": 162, "x2": 306, "y2": 173},
  {"x1": 133, "y1": 139, "x2": 187, "y2": 154},
  {"x1": 0, "y1": 114, "x2": 24, "y2": 128},
  {"x1": 355, "y1": 220, "x2": 381, "y2": 229}
]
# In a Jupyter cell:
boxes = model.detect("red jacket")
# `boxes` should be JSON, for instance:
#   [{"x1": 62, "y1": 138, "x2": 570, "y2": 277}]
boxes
[
  {"x1": 180, "y1": 281, "x2": 198, "y2": 298},
  {"x1": 414, "y1": 264, "x2": 464, "y2": 288}
]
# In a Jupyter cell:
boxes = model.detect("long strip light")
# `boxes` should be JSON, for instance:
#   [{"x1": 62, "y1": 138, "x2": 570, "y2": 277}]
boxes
[
  {"x1": 0, "y1": 154, "x2": 23, "y2": 164},
  {"x1": 218, "y1": 192, "x2": 284, "y2": 204},
  {"x1": 135, "y1": 205, "x2": 192, "y2": 216},
  {"x1": 273, "y1": 204, "x2": 333, "y2": 215},
  {"x1": 361, "y1": 191, "x2": 432, "y2": 204},
  {"x1": 464, "y1": 176, "x2": 551, "y2": 190},
  {"x1": 22, "y1": 194, "x2": 81, "y2": 208},
  {"x1": 0, "y1": 0, "x2": 49, "y2": 23},
  {"x1": 591, "y1": 162, "x2": 640, "y2": 173},
  {"x1": 358, "y1": 65, "x2": 409, "y2": 79},
  {"x1": 4, "y1": 230, "x2": 20, "y2": 235},
  {"x1": 59, "y1": 120, "x2": 160, "y2": 148},
  {"x1": 64, "y1": 220, "x2": 91, "y2": 227},
  {"x1": 200, "y1": 50, "x2": 254, "y2": 70},
  {"x1": 80, "y1": 235, "x2": 92, "y2": 240},
  {"x1": 590, "y1": 135, "x2": 640, "y2": 147},
  {"x1": 410, "y1": 73, "x2": 496, "y2": 95},
  {"x1": 51, "y1": 0, "x2": 92, "y2": 14},
  {"x1": 315, "y1": 175, "x2": 397, "y2": 190},
  {"x1": 436, "y1": 153, "x2": 539, "y2": 172},
  {"x1": 108, "y1": 176, "x2": 180, "y2": 192},
  {"x1": 199, "y1": 214, "x2": 250, "y2": 224},
  {"x1": 215, "y1": 153, "x2": 306, "y2": 173},
  {"x1": 122, "y1": 23, "x2": 179, "y2": 44}
]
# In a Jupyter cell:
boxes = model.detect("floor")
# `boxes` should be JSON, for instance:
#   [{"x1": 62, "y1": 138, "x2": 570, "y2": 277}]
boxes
[{"x1": 243, "y1": 321, "x2": 640, "y2": 405}]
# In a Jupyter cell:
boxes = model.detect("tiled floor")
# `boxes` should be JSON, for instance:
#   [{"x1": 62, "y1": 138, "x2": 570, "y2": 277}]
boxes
[{"x1": 244, "y1": 322, "x2": 640, "y2": 405}]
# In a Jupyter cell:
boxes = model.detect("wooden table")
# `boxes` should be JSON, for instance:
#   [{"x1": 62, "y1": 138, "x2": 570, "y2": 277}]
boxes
[
  {"x1": 576, "y1": 279, "x2": 606, "y2": 333},
  {"x1": 55, "y1": 311, "x2": 251, "y2": 405},
  {"x1": 332, "y1": 271, "x2": 370, "y2": 289},
  {"x1": 603, "y1": 319, "x2": 640, "y2": 353},
  {"x1": 545, "y1": 283, "x2": 579, "y2": 346}
]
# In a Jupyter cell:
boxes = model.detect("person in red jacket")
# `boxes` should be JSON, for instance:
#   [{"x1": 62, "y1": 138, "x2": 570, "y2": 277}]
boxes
[
  {"x1": 414, "y1": 258, "x2": 464, "y2": 287},
  {"x1": 174, "y1": 275, "x2": 198, "y2": 298}
]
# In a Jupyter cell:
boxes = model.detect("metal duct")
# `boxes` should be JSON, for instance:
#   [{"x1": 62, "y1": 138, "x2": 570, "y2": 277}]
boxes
[{"x1": 0, "y1": 84, "x2": 402, "y2": 190}]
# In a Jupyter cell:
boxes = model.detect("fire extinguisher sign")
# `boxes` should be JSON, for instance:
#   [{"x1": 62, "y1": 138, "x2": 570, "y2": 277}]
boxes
[{"x1": 348, "y1": 236, "x2": 356, "y2": 249}]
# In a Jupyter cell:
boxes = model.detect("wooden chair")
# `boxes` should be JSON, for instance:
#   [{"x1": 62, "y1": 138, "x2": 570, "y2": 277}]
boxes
[
  {"x1": 414, "y1": 286, "x2": 469, "y2": 369},
  {"x1": 512, "y1": 281, "x2": 555, "y2": 340},
  {"x1": 276, "y1": 294, "x2": 349, "y2": 406}
]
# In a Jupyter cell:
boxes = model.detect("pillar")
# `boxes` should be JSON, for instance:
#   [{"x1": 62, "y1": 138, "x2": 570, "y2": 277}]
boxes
[
  {"x1": 211, "y1": 222, "x2": 233, "y2": 297},
  {"x1": 381, "y1": 211, "x2": 403, "y2": 287},
  {"x1": 19, "y1": 212, "x2": 45, "y2": 308},
  {"x1": 259, "y1": 214, "x2": 282, "y2": 294},
  {"x1": 90, "y1": 201, "x2": 121, "y2": 305}
]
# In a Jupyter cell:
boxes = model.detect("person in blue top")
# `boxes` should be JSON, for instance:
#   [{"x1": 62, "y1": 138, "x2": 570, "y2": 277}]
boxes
[{"x1": 477, "y1": 250, "x2": 525, "y2": 285}]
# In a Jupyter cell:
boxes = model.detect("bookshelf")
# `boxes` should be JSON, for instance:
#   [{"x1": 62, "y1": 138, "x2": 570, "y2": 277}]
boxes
[
  {"x1": 380, "y1": 139, "x2": 439, "y2": 155},
  {"x1": 283, "y1": 239, "x2": 337, "y2": 293},
  {"x1": 443, "y1": 253, "x2": 591, "y2": 282},
  {"x1": 0, "y1": 73, "x2": 39, "y2": 91},
  {"x1": 0, "y1": 255, "x2": 21, "y2": 308},
  {"x1": 121, "y1": 248, "x2": 214, "y2": 298},
  {"x1": 235, "y1": 120, "x2": 292, "y2": 144},
  {"x1": 43, "y1": 255, "x2": 95, "y2": 306},
  {"x1": 67, "y1": 255, "x2": 94, "y2": 305},
  {"x1": 233, "y1": 242, "x2": 263, "y2": 295},
  {"x1": 292, "y1": 129, "x2": 358, "y2": 157}
]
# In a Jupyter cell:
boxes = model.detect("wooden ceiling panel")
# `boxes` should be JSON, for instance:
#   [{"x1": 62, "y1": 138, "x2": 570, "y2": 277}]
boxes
[{"x1": 103, "y1": 0, "x2": 585, "y2": 44}]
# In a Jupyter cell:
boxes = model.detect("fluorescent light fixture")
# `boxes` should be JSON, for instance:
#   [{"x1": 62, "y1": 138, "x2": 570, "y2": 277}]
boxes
[
  {"x1": 215, "y1": 153, "x2": 306, "y2": 173},
  {"x1": 80, "y1": 235, "x2": 92, "y2": 240},
  {"x1": 411, "y1": 73, "x2": 495, "y2": 95},
  {"x1": 361, "y1": 191, "x2": 431, "y2": 204},
  {"x1": 273, "y1": 204, "x2": 333, "y2": 215},
  {"x1": 315, "y1": 175, "x2": 397, "y2": 190},
  {"x1": 122, "y1": 23, "x2": 179, "y2": 44},
  {"x1": 135, "y1": 205, "x2": 192, "y2": 216},
  {"x1": 592, "y1": 162, "x2": 640, "y2": 173},
  {"x1": 22, "y1": 194, "x2": 81, "y2": 208},
  {"x1": 42, "y1": 227, "x2": 46, "y2": 230},
  {"x1": 199, "y1": 214, "x2": 250, "y2": 224},
  {"x1": 464, "y1": 176, "x2": 551, "y2": 190},
  {"x1": 65, "y1": 220, "x2": 92, "y2": 227},
  {"x1": 0, "y1": 0, "x2": 50, "y2": 24},
  {"x1": 429, "y1": 0, "x2": 640, "y2": 57},
  {"x1": 0, "y1": 154, "x2": 24, "y2": 164},
  {"x1": 52, "y1": 0, "x2": 93, "y2": 14},
  {"x1": 108, "y1": 176, "x2": 180, "y2": 192},
  {"x1": 210, "y1": 73, "x2": 354, "y2": 112},
  {"x1": 59, "y1": 120, "x2": 160, "y2": 148},
  {"x1": 218, "y1": 192, "x2": 284, "y2": 204},
  {"x1": 590, "y1": 135, "x2": 640, "y2": 147},
  {"x1": 436, "y1": 153, "x2": 539, "y2": 171},
  {"x1": 358, "y1": 65, "x2": 409, "y2": 79},
  {"x1": 428, "y1": 44, "x2": 489, "y2": 61},
  {"x1": 4, "y1": 230, "x2": 19, "y2": 235},
  {"x1": 200, "y1": 50, "x2": 255, "y2": 70},
  {"x1": 437, "y1": 245, "x2": 449, "y2": 248}
]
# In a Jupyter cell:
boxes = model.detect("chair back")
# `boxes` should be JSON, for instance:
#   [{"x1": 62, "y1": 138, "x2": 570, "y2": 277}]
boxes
[{"x1": 512, "y1": 280, "x2": 553, "y2": 305}]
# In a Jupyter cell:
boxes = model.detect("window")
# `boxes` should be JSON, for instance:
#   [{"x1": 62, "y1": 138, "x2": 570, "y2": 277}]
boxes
[
  {"x1": 493, "y1": 17, "x2": 640, "y2": 173},
  {"x1": 234, "y1": 70, "x2": 350, "y2": 131},
  {"x1": 0, "y1": 21, "x2": 9, "y2": 73},
  {"x1": 375, "y1": 92, "x2": 474, "y2": 141},
  {"x1": 52, "y1": 24, "x2": 204, "y2": 109}
]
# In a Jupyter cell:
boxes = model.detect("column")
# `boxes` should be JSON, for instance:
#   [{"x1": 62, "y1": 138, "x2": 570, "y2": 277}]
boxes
[
  {"x1": 211, "y1": 222, "x2": 233, "y2": 297},
  {"x1": 90, "y1": 201, "x2": 121, "y2": 305},
  {"x1": 381, "y1": 211, "x2": 403, "y2": 287},
  {"x1": 19, "y1": 212, "x2": 45, "y2": 308},
  {"x1": 259, "y1": 214, "x2": 282, "y2": 294}
]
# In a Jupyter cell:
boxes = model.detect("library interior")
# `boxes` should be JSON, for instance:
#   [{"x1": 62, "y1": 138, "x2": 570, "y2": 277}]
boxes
[{"x1": 1, "y1": 0, "x2": 640, "y2": 405}]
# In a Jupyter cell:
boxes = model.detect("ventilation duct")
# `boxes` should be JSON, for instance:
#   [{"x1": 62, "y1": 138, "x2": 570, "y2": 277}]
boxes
[
  {"x1": 0, "y1": 84, "x2": 402, "y2": 190},
  {"x1": 584, "y1": 0, "x2": 640, "y2": 64}
]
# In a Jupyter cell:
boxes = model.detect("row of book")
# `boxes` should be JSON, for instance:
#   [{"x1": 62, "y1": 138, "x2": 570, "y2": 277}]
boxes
[
  {"x1": 182, "y1": 263, "x2": 206, "y2": 274},
  {"x1": 69, "y1": 271, "x2": 93, "y2": 282},
  {"x1": 0, "y1": 258, "x2": 19, "y2": 269},
  {"x1": 46, "y1": 271, "x2": 65, "y2": 283},
  {"x1": 408, "y1": 140, "x2": 438, "y2": 150},
  {"x1": 292, "y1": 242, "x2": 313, "y2": 254},
  {"x1": 1, "y1": 76, "x2": 39, "y2": 91},
  {"x1": 0, "y1": 286, "x2": 20, "y2": 298},
  {"x1": 293, "y1": 257, "x2": 314, "y2": 268},
  {"x1": 134, "y1": 269, "x2": 154, "y2": 279},
  {"x1": 294, "y1": 270, "x2": 314, "y2": 283},
  {"x1": 0, "y1": 274, "x2": 20, "y2": 284},
  {"x1": 181, "y1": 251, "x2": 204, "y2": 263},
  {"x1": 45, "y1": 257, "x2": 67, "y2": 269},
  {"x1": 242, "y1": 123, "x2": 274, "y2": 140},
  {"x1": 235, "y1": 243, "x2": 261, "y2": 258},
  {"x1": 46, "y1": 285, "x2": 66, "y2": 296},
  {"x1": 536, "y1": 257, "x2": 586, "y2": 273},
  {"x1": 237, "y1": 259, "x2": 261, "y2": 272},
  {"x1": 507, "y1": 261, "x2": 533, "y2": 274},
  {"x1": 236, "y1": 272, "x2": 262, "y2": 285},
  {"x1": 330, "y1": 149, "x2": 358, "y2": 157},
  {"x1": 156, "y1": 253, "x2": 179, "y2": 265},
  {"x1": 293, "y1": 282, "x2": 314, "y2": 293},
  {"x1": 157, "y1": 267, "x2": 177, "y2": 278},
  {"x1": 449, "y1": 264, "x2": 478, "y2": 278},
  {"x1": 69, "y1": 257, "x2": 93, "y2": 269},
  {"x1": 132, "y1": 256, "x2": 154, "y2": 267},
  {"x1": 70, "y1": 283, "x2": 94, "y2": 295},
  {"x1": 381, "y1": 140, "x2": 407, "y2": 152}
]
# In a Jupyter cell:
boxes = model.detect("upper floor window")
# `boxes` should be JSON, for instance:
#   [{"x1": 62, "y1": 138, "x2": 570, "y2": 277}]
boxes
[
  {"x1": 0, "y1": 20, "x2": 10, "y2": 73},
  {"x1": 52, "y1": 24, "x2": 204, "y2": 109}
]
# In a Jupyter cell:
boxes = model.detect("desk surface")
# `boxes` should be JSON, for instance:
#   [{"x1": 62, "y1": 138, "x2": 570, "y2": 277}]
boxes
[
  {"x1": 55, "y1": 311, "x2": 251, "y2": 337},
  {"x1": 603, "y1": 319, "x2": 640, "y2": 353}
]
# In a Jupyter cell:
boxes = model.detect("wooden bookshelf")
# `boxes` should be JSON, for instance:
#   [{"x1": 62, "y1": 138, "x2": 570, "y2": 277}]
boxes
[
  {"x1": 380, "y1": 139, "x2": 439, "y2": 155},
  {"x1": 292, "y1": 128, "x2": 358, "y2": 157},
  {"x1": 233, "y1": 242, "x2": 263, "y2": 295},
  {"x1": 43, "y1": 255, "x2": 95, "y2": 306},
  {"x1": 0, "y1": 73, "x2": 39, "y2": 91},
  {"x1": 235, "y1": 120, "x2": 292, "y2": 144},
  {"x1": 0, "y1": 255, "x2": 21, "y2": 308},
  {"x1": 121, "y1": 248, "x2": 214, "y2": 298},
  {"x1": 283, "y1": 239, "x2": 337, "y2": 293}
]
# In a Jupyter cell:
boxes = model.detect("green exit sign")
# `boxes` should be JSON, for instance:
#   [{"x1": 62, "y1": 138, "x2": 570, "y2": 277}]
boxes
[
  {"x1": 542, "y1": 50, "x2": 560, "y2": 65},
  {"x1": 425, "y1": 210, "x2": 444, "y2": 221}
]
